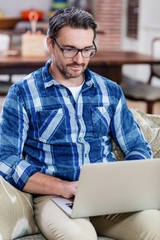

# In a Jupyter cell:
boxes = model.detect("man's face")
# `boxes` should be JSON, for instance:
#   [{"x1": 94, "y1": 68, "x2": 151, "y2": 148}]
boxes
[{"x1": 48, "y1": 26, "x2": 95, "y2": 80}]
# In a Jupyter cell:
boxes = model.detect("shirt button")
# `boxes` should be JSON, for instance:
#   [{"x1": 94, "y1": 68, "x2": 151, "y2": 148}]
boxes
[
  {"x1": 79, "y1": 137, "x2": 82, "y2": 141},
  {"x1": 84, "y1": 153, "x2": 88, "y2": 158}
]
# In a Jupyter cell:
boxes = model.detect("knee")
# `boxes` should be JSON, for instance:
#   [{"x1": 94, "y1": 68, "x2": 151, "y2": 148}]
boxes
[
  {"x1": 42, "y1": 218, "x2": 97, "y2": 240},
  {"x1": 139, "y1": 210, "x2": 160, "y2": 240},
  {"x1": 34, "y1": 196, "x2": 97, "y2": 240},
  {"x1": 130, "y1": 210, "x2": 160, "y2": 240},
  {"x1": 63, "y1": 220, "x2": 97, "y2": 240}
]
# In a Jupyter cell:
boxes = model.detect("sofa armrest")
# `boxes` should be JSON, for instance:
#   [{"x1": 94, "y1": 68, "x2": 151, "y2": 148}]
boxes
[{"x1": 0, "y1": 176, "x2": 39, "y2": 239}]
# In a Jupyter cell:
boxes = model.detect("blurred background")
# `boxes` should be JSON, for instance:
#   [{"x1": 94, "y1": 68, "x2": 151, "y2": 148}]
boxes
[{"x1": 0, "y1": 0, "x2": 160, "y2": 113}]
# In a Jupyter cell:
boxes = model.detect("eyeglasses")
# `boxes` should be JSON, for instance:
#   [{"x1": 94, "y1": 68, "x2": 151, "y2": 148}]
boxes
[{"x1": 52, "y1": 38, "x2": 97, "y2": 58}]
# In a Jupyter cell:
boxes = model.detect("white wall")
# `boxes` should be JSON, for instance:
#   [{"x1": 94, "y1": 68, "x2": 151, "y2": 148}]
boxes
[
  {"x1": 139, "y1": 0, "x2": 160, "y2": 53},
  {"x1": 122, "y1": 0, "x2": 160, "y2": 84},
  {"x1": 0, "y1": 0, "x2": 51, "y2": 18},
  {"x1": 0, "y1": 0, "x2": 94, "y2": 18}
]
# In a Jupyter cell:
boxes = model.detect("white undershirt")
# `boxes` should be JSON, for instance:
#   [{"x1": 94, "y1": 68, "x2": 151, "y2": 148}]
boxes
[{"x1": 67, "y1": 83, "x2": 84, "y2": 101}]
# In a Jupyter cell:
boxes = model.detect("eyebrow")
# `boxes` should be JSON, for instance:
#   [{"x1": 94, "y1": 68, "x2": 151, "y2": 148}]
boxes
[{"x1": 62, "y1": 44, "x2": 94, "y2": 49}]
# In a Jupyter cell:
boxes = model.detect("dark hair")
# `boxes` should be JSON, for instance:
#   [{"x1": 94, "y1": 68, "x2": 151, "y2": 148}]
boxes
[{"x1": 47, "y1": 7, "x2": 97, "y2": 40}]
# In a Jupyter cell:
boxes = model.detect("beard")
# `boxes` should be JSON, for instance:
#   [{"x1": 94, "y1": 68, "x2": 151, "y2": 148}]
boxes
[{"x1": 56, "y1": 62, "x2": 86, "y2": 79}]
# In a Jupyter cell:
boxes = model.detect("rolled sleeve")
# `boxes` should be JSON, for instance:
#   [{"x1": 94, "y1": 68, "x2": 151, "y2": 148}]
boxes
[
  {"x1": 0, "y1": 84, "x2": 37, "y2": 190},
  {"x1": 2, "y1": 156, "x2": 38, "y2": 190}
]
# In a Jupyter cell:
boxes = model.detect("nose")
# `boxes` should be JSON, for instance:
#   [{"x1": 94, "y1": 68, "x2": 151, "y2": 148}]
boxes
[{"x1": 73, "y1": 51, "x2": 84, "y2": 64}]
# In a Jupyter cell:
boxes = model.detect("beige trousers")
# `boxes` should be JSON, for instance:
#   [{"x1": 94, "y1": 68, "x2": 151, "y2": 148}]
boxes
[{"x1": 34, "y1": 196, "x2": 160, "y2": 240}]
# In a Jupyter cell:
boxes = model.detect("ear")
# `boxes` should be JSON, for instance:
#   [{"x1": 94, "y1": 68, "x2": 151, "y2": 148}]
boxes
[{"x1": 46, "y1": 36, "x2": 53, "y2": 52}]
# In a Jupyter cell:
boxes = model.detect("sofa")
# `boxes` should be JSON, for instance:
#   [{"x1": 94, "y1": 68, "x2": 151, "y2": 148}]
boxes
[{"x1": 0, "y1": 109, "x2": 160, "y2": 240}]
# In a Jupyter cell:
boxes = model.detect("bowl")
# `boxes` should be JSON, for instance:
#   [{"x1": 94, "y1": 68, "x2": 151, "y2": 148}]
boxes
[
  {"x1": 21, "y1": 10, "x2": 44, "y2": 21},
  {"x1": 0, "y1": 17, "x2": 21, "y2": 29}
]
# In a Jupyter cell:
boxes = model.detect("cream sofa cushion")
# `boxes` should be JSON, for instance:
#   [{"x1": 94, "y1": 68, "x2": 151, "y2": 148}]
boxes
[{"x1": 0, "y1": 176, "x2": 39, "y2": 240}]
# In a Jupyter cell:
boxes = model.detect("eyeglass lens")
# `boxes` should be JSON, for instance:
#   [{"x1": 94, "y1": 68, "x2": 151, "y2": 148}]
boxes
[{"x1": 63, "y1": 48, "x2": 96, "y2": 58}]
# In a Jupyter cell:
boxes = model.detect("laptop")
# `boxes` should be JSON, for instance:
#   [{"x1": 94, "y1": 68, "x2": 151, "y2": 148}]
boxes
[{"x1": 51, "y1": 158, "x2": 160, "y2": 218}]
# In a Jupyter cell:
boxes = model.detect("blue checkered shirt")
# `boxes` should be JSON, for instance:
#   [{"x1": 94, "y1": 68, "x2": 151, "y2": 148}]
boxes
[{"x1": 0, "y1": 60, "x2": 152, "y2": 190}]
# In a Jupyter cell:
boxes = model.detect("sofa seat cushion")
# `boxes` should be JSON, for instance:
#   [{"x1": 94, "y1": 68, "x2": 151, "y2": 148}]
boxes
[
  {"x1": 15, "y1": 234, "x2": 113, "y2": 239},
  {"x1": 15, "y1": 234, "x2": 45, "y2": 239},
  {"x1": 0, "y1": 176, "x2": 39, "y2": 240}
]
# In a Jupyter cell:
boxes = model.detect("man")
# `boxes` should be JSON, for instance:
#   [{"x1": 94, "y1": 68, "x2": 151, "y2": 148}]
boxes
[{"x1": 0, "y1": 7, "x2": 159, "y2": 240}]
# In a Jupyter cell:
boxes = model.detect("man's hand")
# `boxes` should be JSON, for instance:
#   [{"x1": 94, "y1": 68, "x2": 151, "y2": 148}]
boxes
[
  {"x1": 23, "y1": 172, "x2": 78, "y2": 198},
  {"x1": 58, "y1": 180, "x2": 78, "y2": 198}
]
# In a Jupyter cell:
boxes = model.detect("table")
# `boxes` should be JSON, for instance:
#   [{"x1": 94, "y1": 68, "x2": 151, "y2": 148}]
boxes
[
  {"x1": 0, "y1": 50, "x2": 160, "y2": 85},
  {"x1": 90, "y1": 51, "x2": 160, "y2": 84}
]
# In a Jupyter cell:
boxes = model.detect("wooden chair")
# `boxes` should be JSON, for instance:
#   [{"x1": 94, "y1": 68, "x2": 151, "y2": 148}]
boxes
[
  {"x1": 0, "y1": 77, "x2": 13, "y2": 96},
  {"x1": 148, "y1": 37, "x2": 160, "y2": 84},
  {"x1": 122, "y1": 37, "x2": 160, "y2": 114}
]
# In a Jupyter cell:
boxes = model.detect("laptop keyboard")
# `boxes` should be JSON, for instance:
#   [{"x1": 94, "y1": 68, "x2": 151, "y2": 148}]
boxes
[{"x1": 66, "y1": 202, "x2": 73, "y2": 209}]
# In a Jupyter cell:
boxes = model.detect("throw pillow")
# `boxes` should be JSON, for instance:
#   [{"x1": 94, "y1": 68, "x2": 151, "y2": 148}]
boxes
[
  {"x1": 112, "y1": 109, "x2": 160, "y2": 160},
  {"x1": 0, "y1": 176, "x2": 39, "y2": 240},
  {"x1": 131, "y1": 109, "x2": 160, "y2": 158}
]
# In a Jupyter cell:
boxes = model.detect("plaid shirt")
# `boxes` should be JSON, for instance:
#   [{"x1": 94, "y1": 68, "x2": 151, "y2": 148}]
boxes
[{"x1": 0, "y1": 60, "x2": 152, "y2": 190}]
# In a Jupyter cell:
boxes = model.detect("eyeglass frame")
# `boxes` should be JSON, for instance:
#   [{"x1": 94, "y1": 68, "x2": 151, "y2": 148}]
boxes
[{"x1": 51, "y1": 37, "x2": 97, "y2": 58}]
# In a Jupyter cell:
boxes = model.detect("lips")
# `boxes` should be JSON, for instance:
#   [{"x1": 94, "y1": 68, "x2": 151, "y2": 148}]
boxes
[
  {"x1": 68, "y1": 64, "x2": 85, "y2": 70},
  {"x1": 68, "y1": 64, "x2": 82, "y2": 67}
]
